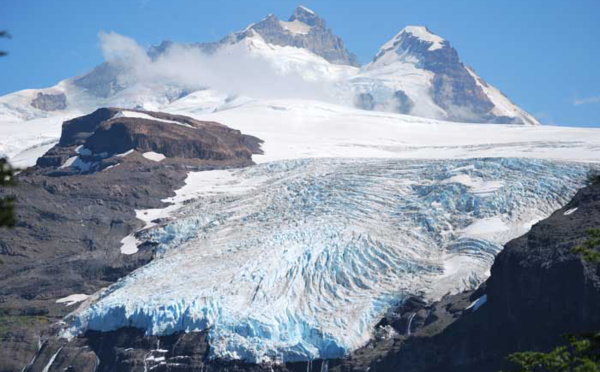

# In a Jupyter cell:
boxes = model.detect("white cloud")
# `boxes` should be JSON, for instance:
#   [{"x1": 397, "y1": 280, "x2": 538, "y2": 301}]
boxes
[
  {"x1": 97, "y1": 31, "x2": 337, "y2": 102},
  {"x1": 573, "y1": 96, "x2": 600, "y2": 106}
]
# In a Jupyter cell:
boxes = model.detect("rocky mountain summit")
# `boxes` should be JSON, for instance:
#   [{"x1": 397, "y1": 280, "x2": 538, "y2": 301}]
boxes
[
  {"x1": 242, "y1": 5, "x2": 359, "y2": 67},
  {"x1": 0, "y1": 109, "x2": 262, "y2": 372},
  {"x1": 149, "y1": 6, "x2": 359, "y2": 68}
]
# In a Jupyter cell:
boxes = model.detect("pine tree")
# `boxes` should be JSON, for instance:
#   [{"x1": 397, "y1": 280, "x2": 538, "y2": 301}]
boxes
[{"x1": 0, "y1": 158, "x2": 16, "y2": 227}]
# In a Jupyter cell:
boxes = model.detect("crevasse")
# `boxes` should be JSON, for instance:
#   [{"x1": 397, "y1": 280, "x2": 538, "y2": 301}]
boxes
[{"x1": 65, "y1": 158, "x2": 591, "y2": 363}]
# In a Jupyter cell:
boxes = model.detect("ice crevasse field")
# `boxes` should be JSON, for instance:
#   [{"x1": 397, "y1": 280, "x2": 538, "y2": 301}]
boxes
[{"x1": 64, "y1": 155, "x2": 592, "y2": 363}]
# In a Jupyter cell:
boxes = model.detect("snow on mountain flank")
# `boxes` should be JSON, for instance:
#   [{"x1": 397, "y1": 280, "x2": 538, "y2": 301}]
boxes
[
  {"x1": 64, "y1": 158, "x2": 591, "y2": 363},
  {"x1": 279, "y1": 20, "x2": 312, "y2": 35},
  {"x1": 401, "y1": 26, "x2": 445, "y2": 51},
  {"x1": 377, "y1": 26, "x2": 445, "y2": 57},
  {"x1": 168, "y1": 99, "x2": 600, "y2": 164},
  {"x1": 113, "y1": 110, "x2": 193, "y2": 127},
  {"x1": 298, "y1": 5, "x2": 315, "y2": 15}
]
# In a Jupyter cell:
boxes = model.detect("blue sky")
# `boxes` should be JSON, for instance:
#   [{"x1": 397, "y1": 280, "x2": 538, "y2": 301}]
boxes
[{"x1": 1, "y1": 0, "x2": 599, "y2": 127}]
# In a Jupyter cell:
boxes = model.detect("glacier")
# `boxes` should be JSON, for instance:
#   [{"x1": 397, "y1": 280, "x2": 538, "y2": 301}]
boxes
[{"x1": 65, "y1": 157, "x2": 592, "y2": 363}]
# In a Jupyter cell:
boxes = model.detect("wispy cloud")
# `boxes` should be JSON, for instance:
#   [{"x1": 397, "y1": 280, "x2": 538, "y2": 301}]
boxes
[
  {"x1": 98, "y1": 31, "x2": 340, "y2": 102},
  {"x1": 573, "y1": 96, "x2": 600, "y2": 106}
]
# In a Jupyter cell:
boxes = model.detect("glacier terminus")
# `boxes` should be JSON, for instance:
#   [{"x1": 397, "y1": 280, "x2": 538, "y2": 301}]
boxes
[{"x1": 64, "y1": 158, "x2": 591, "y2": 363}]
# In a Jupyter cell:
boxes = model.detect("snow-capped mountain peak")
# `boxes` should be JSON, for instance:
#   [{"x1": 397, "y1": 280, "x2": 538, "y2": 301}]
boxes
[
  {"x1": 379, "y1": 26, "x2": 446, "y2": 56},
  {"x1": 234, "y1": 6, "x2": 358, "y2": 66},
  {"x1": 363, "y1": 25, "x2": 541, "y2": 125},
  {"x1": 288, "y1": 5, "x2": 323, "y2": 27},
  {"x1": 400, "y1": 26, "x2": 445, "y2": 50}
]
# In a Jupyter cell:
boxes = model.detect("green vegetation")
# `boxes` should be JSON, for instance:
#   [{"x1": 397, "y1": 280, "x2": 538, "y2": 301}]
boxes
[
  {"x1": 572, "y1": 229, "x2": 600, "y2": 264},
  {"x1": 505, "y1": 230, "x2": 600, "y2": 371},
  {"x1": 0, "y1": 315, "x2": 51, "y2": 334},
  {"x1": 505, "y1": 334, "x2": 600, "y2": 371}
]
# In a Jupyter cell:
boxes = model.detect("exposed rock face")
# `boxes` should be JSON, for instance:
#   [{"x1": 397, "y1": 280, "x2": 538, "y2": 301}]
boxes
[
  {"x1": 392, "y1": 90, "x2": 414, "y2": 114},
  {"x1": 30, "y1": 92, "x2": 67, "y2": 111},
  {"x1": 72, "y1": 63, "x2": 124, "y2": 98},
  {"x1": 0, "y1": 109, "x2": 261, "y2": 372},
  {"x1": 354, "y1": 93, "x2": 375, "y2": 110},
  {"x1": 332, "y1": 180, "x2": 600, "y2": 371},
  {"x1": 251, "y1": 6, "x2": 359, "y2": 66}
]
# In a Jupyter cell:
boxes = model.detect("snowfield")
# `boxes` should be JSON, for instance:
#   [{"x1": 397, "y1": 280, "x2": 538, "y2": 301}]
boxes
[
  {"x1": 65, "y1": 158, "x2": 590, "y2": 363},
  {"x1": 171, "y1": 98, "x2": 600, "y2": 164},
  {"x1": 5, "y1": 97, "x2": 600, "y2": 168}
]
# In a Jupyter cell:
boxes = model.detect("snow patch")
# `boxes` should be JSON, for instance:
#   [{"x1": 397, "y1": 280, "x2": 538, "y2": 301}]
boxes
[
  {"x1": 279, "y1": 20, "x2": 312, "y2": 35},
  {"x1": 56, "y1": 294, "x2": 89, "y2": 306},
  {"x1": 116, "y1": 149, "x2": 134, "y2": 157},
  {"x1": 103, "y1": 164, "x2": 119, "y2": 171},
  {"x1": 120, "y1": 234, "x2": 140, "y2": 255},
  {"x1": 113, "y1": 110, "x2": 193, "y2": 128},
  {"x1": 58, "y1": 156, "x2": 94, "y2": 171},
  {"x1": 41, "y1": 347, "x2": 62, "y2": 372},
  {"x1": 564, "y1": 207, "x2": 578, "y2": 216},
  {"x1": 466, "y1": 294, "x2": 487, "y2": 311},
  {"x1": 460, "y1": 217, "x2": 510, "y2": 239},
  {"x1": 298, "y1": 5, "x2": 315, "y2": 15},
  {"x1": 59, "y1": 156, "x2": 77, "y2": 169},
  {"x1": 142, "y1": 151, "x2": 166, "y2": 162}
]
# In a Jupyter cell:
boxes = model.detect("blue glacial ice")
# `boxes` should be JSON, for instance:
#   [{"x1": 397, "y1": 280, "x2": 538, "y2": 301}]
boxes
[{"x1": 65, "y1": 158, "x2": 592, "y2": 363}]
